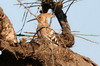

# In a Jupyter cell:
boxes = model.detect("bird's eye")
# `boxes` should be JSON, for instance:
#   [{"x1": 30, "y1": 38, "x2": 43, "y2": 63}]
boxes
[{"x1": 38, "y1": 17, "x2": 41, "y2": 19}]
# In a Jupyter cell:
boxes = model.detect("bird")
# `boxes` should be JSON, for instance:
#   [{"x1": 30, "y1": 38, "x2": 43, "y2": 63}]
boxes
[
  {"x1": 0, "y1": 7, "x2": 17, "y2": 46},
  {"x1": 28, "y1": 13, "x2": 60, "y2": 47},
  {"x1": 36, "y1": 13, "x2": 59, "y2": 46}
]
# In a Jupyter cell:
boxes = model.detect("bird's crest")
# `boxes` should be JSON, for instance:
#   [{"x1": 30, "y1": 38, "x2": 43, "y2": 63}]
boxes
[{"x1": 40, "y1": 13, "x2": 53, "y2": 18}]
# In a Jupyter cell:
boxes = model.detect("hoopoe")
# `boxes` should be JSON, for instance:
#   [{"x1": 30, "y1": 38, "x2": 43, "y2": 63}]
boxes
[
  {"x1": 28, "y1": 13, "x2": 59, "y2": 47},
  {"x1": 0, "y1": 7, "x2": 17, "y2": 46}
]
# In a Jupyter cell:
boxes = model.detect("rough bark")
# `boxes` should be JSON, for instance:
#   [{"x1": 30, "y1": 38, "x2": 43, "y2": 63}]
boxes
[
  {"x1": 0, "y1": 39, "x2": 97, "y2": 66},
  {"x1": 0, "y1": 7, "x2": 17, "y2": 46},
  {"x1": 0, "y1": 2, "x2": 98, "y2": 66}
]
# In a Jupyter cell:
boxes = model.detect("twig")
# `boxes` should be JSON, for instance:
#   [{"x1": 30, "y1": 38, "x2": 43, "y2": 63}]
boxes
[
  {"x1": 76, "y1": 36, "x2": 99, "y2": 44},
  {"x1": 63, "y1": 1, "x2": 78, "y2": 9},
  {"x1": 17, "y1": 0, "x2": 37, "y2": 34},
  {"x1": 63, "y1": 4, "x2": 69, "y2": 9},
  {"x1": 17, "y1": 34, "x2": 37, "y2": 37},
  {"x1": 21, "y1": 2, "x2": 40, "y2": 5},
  {"x1": 65, "y1": 0, "x2": 75, "y2": 14},
  {"x1": 63, "y1": 0, "x2": 72, "y2": 4},
  {"x1": 71, "y1": 31, "x2": 80, "y2": 32},
  {"x1": 26, "y1": 5, "x2": 41, "y2": 8},
  {"x1": 22, "y1": 10, "x2": 27, "y2": 22},
  {"x1": 24, "y1": 32, "x2": 36, "y2": 34},
  {"x1": 14, "y1": 2, "x2": 40, "y2": 5},
  {"x1": 17, "y1": 0, "x2": 36, "y2": 17},
  {"x1": 20, "y1": 10, "x2": 28, "y2": 34},
  {"x1": 74, "y1": 34, "x2": 99, "y2": 36}
]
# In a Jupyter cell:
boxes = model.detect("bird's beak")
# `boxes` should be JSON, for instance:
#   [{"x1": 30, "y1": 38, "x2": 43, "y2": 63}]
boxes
[{"x1": 27, "y1": 18, "x2": 37, "y2": 22}]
